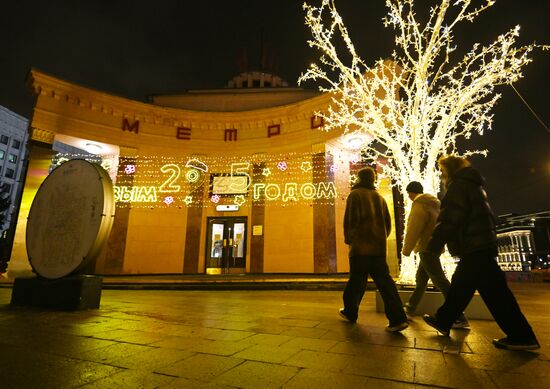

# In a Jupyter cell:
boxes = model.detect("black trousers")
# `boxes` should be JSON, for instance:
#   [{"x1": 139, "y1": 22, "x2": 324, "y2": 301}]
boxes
[
  {"x1": 435, "y1": 248, "x2": 537, "y2": 341},
  {"x1": 343, "y1": 255, "x2": 407, "y2": 325}
]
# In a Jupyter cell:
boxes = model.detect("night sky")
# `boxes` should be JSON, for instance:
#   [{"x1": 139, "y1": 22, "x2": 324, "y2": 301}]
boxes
[{"x1": 1, "y1": 1, "x2": 548, "y2": 215}]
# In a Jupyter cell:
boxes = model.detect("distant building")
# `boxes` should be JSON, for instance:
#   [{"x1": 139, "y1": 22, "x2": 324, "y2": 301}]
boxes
[
  {"x1": 0, "y1": 105, "x2": 28, "y2": 232},
  {"x1": 496, "y1": 211, "x2": 550, "y2": 271}
]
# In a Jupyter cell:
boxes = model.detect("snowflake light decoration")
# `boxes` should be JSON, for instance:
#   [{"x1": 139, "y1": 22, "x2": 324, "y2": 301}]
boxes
[
  {"x1": 277, "y1": 161, "x2": 288, "y2": 171},
  {"x1": 124, "y1": 164, "x2": 136, "y2": 174}
]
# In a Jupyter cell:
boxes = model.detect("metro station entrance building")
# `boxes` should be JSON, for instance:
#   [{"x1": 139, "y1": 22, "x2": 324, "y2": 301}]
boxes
[{"x1": 11, "y1": 70, "x2": 400, "y2": 276}]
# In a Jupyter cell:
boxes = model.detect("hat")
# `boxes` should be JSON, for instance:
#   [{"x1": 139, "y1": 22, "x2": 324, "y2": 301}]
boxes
[
  {"x1": 357, "y1": 167, "x2": 376, "y2": 185},
  {"x1": 406, "y1": 181, "x2": 423, "y2": 194}
]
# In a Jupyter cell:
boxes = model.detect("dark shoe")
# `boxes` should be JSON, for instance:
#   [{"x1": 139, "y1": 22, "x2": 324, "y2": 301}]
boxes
[
  {"x1": 423, "y1": 314, "x2": 450, "y2": 336},
  {"x1": 339, "y1": 308, "x2": 357, "y2": 323},
  {"x1": 451, "y1": 317, "x2": 470, "y2": 329},
  {"x1": 385, "y1": 321, "x2": 408, "y2": 332},
  {"x1": 492, "y1": 337, "x2": 540, "y2": 351}
]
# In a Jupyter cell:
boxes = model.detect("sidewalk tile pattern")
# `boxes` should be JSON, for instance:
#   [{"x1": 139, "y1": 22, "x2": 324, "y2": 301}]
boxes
[{"x1": 0, "y1": 282, "x2": 548, "y2": 388}]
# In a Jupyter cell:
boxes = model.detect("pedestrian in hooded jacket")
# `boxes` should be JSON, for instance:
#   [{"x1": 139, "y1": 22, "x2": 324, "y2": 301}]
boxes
[
  {"x1": 401, "y1": 181, "x2": 469, "y2": 328},
  {"x1": 340, "y1": 167, "x2": 409, "y2": 332},
  {"x1": 423, "y1": 156, "x2": 539, "y2": 351}
]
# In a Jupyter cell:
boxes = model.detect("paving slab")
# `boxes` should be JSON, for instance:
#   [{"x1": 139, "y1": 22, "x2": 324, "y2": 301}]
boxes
[
  {"x1": 214, "y1": 360, "x2": 299, "y2": 388},
  {"x1": 0, "y1": 282, "x2": 548, "y2": 388}
]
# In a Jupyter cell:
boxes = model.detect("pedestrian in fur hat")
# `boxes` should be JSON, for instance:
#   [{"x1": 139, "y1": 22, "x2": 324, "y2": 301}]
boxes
[{"x1": 340, "y1": 167, "x2": 408, "y2": 332}]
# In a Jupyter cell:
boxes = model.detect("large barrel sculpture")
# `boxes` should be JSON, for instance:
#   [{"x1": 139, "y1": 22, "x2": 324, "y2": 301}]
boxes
[{"x1": 26, "y1": 159, "x2": 115, "y2": 279}]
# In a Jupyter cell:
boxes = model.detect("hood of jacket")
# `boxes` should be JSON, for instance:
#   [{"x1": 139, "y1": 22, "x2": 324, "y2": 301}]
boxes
[
  {"x1": 428, "y1": 165, "x2": 497, "y2": 257},
  {"x1": 413, "y1": 193, "x2": 440, "y2": 211},
  {"x1": 452, "y1": 166, "x2": 485, "y2": 187}
]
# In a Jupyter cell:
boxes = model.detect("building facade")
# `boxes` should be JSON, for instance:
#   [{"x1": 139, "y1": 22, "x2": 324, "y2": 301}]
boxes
[
  {"x1": 9, "y1": 70, "x2": 400, "y2": 277},
  {"x1": 496, "y1": 211, "x2": 550, "y2": 271},
  {"x1": 0, "y1": 105, "x2": 28, "y2": 232}
]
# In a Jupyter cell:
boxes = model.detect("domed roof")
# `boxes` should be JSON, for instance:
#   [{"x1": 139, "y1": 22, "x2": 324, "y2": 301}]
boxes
[{"x1": 226, "y1": 71, "x2": 288, "y2": 89}]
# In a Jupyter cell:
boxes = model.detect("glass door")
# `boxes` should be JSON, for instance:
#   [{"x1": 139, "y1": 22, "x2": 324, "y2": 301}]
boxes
[{"x1": 206, "y1": 217, "x2": 247, "y2": 274}]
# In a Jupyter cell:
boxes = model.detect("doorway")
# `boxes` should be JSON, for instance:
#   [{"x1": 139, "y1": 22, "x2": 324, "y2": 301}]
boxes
[{"x1": 205, "y1": 217, "x2": 247, "y2": 274}]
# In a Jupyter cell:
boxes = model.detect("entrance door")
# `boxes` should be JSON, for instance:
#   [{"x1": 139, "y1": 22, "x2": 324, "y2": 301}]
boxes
[{"x1": 206, "y1": 217, "x2": 247, "y2": 274}]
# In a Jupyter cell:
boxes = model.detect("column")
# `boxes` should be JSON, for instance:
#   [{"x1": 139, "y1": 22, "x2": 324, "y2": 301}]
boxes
[
  {"x1": 312, "y1": 149, "x2": 337, "y2": 273},
  {"x1": 95, "y1": 146, "x2": 136, "y2": 274},
  {"x1": 250, "y1": 162, "x2": 266, "y2": 273},
  {"x1": 182, "y1": 172, "x2": 205, "y2": 274}
]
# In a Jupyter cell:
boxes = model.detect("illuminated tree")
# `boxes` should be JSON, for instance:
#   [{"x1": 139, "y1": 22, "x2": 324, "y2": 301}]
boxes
[{"x1": 300, "y1": 0, "x2": 546, "y2": 282}]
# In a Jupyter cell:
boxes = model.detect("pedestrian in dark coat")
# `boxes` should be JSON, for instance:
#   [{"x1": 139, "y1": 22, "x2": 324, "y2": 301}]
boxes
[
  {"x1": 423, "y1": 155, "x2": 539, "y2": 350},
  {"x1": 340, "y1": 167, "x2": 408, "y2": 332}
]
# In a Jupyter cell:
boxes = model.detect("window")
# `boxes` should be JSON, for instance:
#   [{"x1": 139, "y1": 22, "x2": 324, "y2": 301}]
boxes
[
  {"x1": 0, "y1": 150, "x2": 4, "y2": 160},
  {"x1": 12, "y1": 139, "x2": 21, "y2": 149},
  {"x1": 5, "y1": 168, "x2": 14, "y2": 179},
  {"x1": 8, "y1": 154, "x2": 17, "y2": 164},
  {"x1": 0, "y1": 135, "x2": 8, "y2": 145}
]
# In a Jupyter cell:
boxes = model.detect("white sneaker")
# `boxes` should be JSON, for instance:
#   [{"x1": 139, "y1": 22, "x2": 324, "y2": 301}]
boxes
[{"x1": 451, "y1": 318, "x2": 470, "y2": 329}]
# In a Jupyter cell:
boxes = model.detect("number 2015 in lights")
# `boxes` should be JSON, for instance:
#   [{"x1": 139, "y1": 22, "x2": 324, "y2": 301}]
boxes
[{"x1": 114, "y1": 163, "x2": 338, "y2": 203}]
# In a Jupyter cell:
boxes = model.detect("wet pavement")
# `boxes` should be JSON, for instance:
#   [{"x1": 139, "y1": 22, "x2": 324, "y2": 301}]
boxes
[{"x1": 0, "y1": 282, "x2": 548, "y2": 388}]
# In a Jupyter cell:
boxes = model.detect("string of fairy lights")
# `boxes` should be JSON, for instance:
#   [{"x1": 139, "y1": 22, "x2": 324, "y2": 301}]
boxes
[{"x1": 53, "y1": 149, "x2": 371, "y2": 209}]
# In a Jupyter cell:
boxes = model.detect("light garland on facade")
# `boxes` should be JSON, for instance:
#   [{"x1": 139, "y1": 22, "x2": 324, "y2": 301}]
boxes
[
  {"x1": 53, "y1": 150, "x2": 362, "y2": 209},
  {"x1": 300, "y1": 0, "x2": 547, "y2": 283}
]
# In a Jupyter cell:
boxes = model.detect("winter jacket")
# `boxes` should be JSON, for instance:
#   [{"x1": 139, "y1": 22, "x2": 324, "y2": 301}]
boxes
[
  {"x1": 427, "y1": 167, "x2": 498, "y2": 257},
  {"x1": 402, "y1": 193, "x2": 440, "y2": 256},
  {"x1": 344, "y1": 182, "x2": 391, "y2": 256}
]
